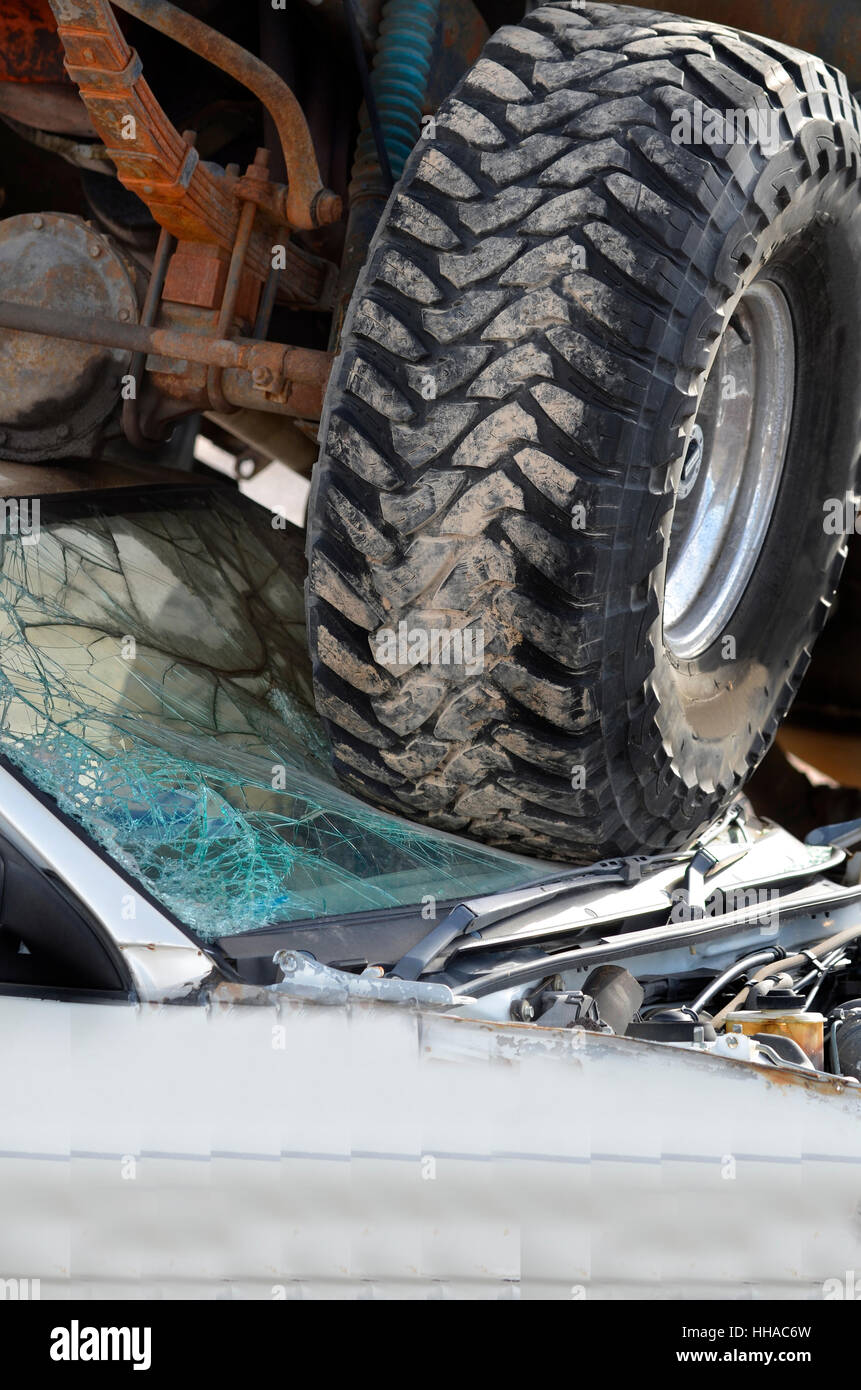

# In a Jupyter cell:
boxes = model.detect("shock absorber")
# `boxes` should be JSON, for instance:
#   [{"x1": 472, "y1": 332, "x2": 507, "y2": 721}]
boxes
[
  {"x1": 333, "y1": 0, "x2": 441, "y2": 343},
  {"x1": 359, "y1": 0, "x2": 441, "y2": 180}
]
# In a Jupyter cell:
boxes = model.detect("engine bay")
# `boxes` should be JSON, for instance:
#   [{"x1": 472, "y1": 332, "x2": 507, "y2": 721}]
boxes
[{"x1": 219, "y1": 808, "x2": 861, "y2": 1086}]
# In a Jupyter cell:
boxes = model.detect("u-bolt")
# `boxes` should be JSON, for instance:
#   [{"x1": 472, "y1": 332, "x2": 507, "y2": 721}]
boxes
[
  {"x1": 109, "y1": 0, "x2": 341, "y2": 229},
  {"x1": 206, "y1": 148, "x2": 269, "y2": 413}
]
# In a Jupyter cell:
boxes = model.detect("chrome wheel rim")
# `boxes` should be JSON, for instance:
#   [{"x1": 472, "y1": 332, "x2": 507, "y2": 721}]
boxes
[{"x1": 664, "y1": 278, "x2": 796, "y2": 661}]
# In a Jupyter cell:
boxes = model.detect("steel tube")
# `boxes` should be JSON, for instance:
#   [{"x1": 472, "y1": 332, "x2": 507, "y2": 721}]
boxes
[
  {"x1": 206, "y1": 152, "x2": 264, "y2": 413},
  {"x1": 688, "y1": 947, "x2": 783, "y2": 1015},
  {"x1": 0, "y1": 300, "x2": 331, "y2": 386},
  {"x1": 122, "y1": 224, "x2": 176, "y2": 448},
  {"x1": 110, "y1": 0, "x2": 340, "y2": 228}
]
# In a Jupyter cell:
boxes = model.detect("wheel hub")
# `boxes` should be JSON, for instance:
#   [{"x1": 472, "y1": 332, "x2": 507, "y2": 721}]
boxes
[{"x1": 664, "y1": 278, "x2": 796, "y2": 661}]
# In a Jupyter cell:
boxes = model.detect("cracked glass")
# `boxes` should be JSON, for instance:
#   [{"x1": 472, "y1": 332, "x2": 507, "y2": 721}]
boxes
[{"x1": 0, "y1": 485, "x2": 548, "y2": 941}]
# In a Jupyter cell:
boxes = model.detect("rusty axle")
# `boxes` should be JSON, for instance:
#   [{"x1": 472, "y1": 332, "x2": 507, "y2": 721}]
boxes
[{"x1": 0, "y1": 299, "x2": 332, "y2": 417}]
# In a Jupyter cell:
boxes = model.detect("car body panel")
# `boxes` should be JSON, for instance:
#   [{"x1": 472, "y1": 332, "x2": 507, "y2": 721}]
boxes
[{"x1": 0, "y1": 988, "x2": 858, "y2": 1298}]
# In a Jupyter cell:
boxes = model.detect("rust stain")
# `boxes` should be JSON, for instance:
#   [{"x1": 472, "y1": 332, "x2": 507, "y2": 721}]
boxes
[
  {"x1": 435, "y1": 1008, "x2": 861, "y2": 1099},
  {"x1": 0, "y1": 0, "x2": 66, "y2": 84},
  {"x1": 45, "y1": 0, "x2": 339, "y2": 275},
  {"x1": 440, "y1": 0, "x2": 487, "y2": 64}
]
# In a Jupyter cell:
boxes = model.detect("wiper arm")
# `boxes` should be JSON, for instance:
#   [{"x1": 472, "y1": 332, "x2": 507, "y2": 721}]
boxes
[
  {"x1": 389, "y1": 903, "x2": 481, "y2": 981},
  {"x1": 390, "y1": 806, "x2": 838, "y2": 982},
  {"x1": 390, "y1": 853, "x2": 689, "y2": 980}
]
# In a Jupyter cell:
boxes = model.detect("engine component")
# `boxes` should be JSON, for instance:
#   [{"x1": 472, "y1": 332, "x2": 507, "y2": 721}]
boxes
[
  {"x1": 829, "y1": 1002, "x2": 861, "y2": 1081},
  {"x1": 628, "y1": 1013, "x2": 717, "y2": 1045},
  {"x1": 688, "y1": 949, "x2": 784, "y2": 1015},
  {"x1": 743, "y1": 982, "x2": 801, "y2": 1010},
  {"x1": 725, "y1": 992, "x2": 825, "y2": 1071},
  {"x1": 712, "y1": 922, "x2": 861, "y2": 1026},
  {"x1": 0, "y1": 212, "x2": 139, "y2": 460},
  {"x1": 524, "y1": 964, "x2": 643, "y2": 1032},
  {"x1": 581, "y1": 965, "x2": 643, "y2": 1037},
  {"x1": 521, "y1": 987, "x2": 601, "y2": 1030}
]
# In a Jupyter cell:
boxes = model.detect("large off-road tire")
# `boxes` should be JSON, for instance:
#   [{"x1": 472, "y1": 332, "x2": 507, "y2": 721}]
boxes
[{"x1": 307, "y1": 1, "x2": 861, "y2": 861}]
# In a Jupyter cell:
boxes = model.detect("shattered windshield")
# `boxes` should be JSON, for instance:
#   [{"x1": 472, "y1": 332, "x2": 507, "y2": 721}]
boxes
[{"x1": 0, "y1": 485, "x2": 549, "y2": 940}]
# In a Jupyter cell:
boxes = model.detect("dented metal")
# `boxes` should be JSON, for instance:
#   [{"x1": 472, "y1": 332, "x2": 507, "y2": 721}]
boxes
[
  {"x1": 273, "y1": 949, "x2": 471, "y2": 1008},
  {"x1": 1, "y1": 986, "x2": 860, "y2": 1296}
]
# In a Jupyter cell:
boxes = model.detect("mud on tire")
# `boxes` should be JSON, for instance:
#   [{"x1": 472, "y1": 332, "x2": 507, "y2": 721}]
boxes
[{"x1": 307, "y1": 1, "x2": 861, "y2": 860}]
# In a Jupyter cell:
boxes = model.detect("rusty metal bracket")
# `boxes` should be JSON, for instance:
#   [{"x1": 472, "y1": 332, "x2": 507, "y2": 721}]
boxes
[
  {"x1": 121, "y1": 222, "x2": 175, "y2": 448},
  {"x1": 109, "y1": 0, "x2": 341, "y2": 229},
  {"x1": 0, "y1": 297, "x2": 333, "y2": 420},
  {"x1": 205, "y1": 147, "x2": 269, "y2": 414},
  {"x1": 46, "y1": 0, "x2": 341, "y2": 241}
]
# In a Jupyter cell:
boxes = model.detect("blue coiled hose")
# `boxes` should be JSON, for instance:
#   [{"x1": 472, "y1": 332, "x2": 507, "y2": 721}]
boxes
[{"x1": 359, "y1": 0, "x2": 441, "y2": 181}]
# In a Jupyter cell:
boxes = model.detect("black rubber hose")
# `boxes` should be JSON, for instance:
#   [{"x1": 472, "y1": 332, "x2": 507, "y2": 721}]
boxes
[
  {"x1": 688, "y1": 947, "x2": 784, "y2": 1015},
  {"x1": 342, "y1": 0, "x2": 394, "y2": 190}
]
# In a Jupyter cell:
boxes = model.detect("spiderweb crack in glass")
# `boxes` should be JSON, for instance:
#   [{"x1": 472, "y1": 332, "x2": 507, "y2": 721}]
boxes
[{"x1": 0, "y1": 488, "x2": 544, "y2": 940}]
